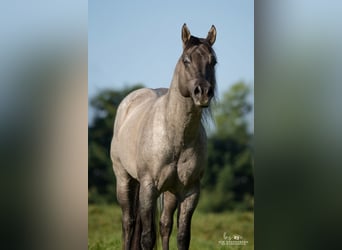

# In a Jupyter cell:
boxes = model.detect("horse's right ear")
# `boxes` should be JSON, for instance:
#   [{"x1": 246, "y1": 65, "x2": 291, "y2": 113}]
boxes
[
  {"x1": 206, "y1": 25, "x2": 217, "y2": 46},
  {"x1": 182, "y1": 23, "x2": 191, "y2": 47}
]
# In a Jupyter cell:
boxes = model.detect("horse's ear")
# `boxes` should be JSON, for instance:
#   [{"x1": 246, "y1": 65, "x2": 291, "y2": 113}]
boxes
[
  {"x1": 206, "y1": 25, "x2": 216, "y2": 46},
  {"x1": 182, "y1": 23, "x2": 191, "y2": 47}
]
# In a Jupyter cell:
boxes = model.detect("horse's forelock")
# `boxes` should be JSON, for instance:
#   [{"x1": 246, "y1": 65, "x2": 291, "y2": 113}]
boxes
[{"x1": 184, "y1": 37, "x2": 214, "y2": 51}]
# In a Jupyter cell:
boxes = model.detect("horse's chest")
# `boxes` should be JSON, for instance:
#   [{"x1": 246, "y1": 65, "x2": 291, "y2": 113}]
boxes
[
  {"x1": 152, "y1": 145, "x2": 205, "y2": 193},
  {"x1": 139, "y1": 123, "x2": 206, "y2": 191},
  {"x1": 172, "y1": 147, "x2": 205, "y2": 188},
  {"x1": 178, "y1": 147, "x2": 201, "y2": 170}
]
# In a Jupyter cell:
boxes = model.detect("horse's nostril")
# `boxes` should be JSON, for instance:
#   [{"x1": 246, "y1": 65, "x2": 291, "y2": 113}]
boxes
[{"x1": 194, "y1": 86, "x2": 201, "y2": 96}]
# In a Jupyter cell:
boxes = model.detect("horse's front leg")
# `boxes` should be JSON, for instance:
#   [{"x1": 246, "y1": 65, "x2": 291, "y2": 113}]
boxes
[
  {"x1": 160, "y1": 191, "x2": 178, "y2": 250},
  {"x1": 139, "y1": 180, "x2": 158, "y2": 250},
  {"x1": 177, "y1": 185, "x2": 200, "y2": 250}
]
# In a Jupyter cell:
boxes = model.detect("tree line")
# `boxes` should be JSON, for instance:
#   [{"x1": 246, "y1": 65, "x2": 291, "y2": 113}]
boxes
[{"x1": 88, "y1": 82, "x2": 253, "y2": 212}]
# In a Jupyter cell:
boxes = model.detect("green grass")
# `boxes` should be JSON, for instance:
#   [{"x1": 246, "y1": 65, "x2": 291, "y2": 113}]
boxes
[{"x1": 89, "y1": 204, "x2": 254, "y2": 250}]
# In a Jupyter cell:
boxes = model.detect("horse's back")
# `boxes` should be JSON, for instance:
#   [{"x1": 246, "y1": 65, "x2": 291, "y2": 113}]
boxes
[
  {"x1": 111, "y1": 87, "x2": 168, "y2": 179},
  {"x1": 114, "y1": 88, "x2": 167, "y2": 133}
]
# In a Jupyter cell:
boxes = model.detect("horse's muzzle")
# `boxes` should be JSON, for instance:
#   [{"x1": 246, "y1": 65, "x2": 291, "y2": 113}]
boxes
[{"x1": 192, "y1": 82, "x2": 214, "y2": 107}]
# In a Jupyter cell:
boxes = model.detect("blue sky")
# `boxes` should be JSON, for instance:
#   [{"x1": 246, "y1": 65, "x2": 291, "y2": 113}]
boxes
[{"x1": 89, "y1": 0, "x2": 254, "y2": 99}]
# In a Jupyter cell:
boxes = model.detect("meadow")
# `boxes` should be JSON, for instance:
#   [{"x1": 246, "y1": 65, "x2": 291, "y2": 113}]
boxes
[{"x1": 89, "y1": 204, "x2": 253, "y2": 250}]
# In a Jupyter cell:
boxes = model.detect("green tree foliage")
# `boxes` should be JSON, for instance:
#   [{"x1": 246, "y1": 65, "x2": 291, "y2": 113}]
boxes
[
  {"x1": 201, "y1": 82, "x2": 254, "y2": 212},
  {"x1": 88, "y1": 82, "x2": 253, "y2": 212}
]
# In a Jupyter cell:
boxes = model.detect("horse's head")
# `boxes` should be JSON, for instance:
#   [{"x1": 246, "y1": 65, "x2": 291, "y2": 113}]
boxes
[{"x1": 177, "y1": 23, "x2": 217, "y2": 108}]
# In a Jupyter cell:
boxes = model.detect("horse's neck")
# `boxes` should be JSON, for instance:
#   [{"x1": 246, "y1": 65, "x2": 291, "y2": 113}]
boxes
[{"x1": 163, "y1": 79, "x2": 202, "y2": 145}]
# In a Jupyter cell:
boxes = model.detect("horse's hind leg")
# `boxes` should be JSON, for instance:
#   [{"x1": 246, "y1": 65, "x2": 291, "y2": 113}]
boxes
[
  {"x1": 116, "y1": 173, "x2": 139, "y2": 250},
  {"x1": 160, "y1": 191, "x2": 178, "y2": 250}
]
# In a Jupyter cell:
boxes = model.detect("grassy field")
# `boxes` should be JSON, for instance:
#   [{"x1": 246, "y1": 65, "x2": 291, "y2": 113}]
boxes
[{"x1": 89, "y1": 204, "x2": 254, "y2": 250}]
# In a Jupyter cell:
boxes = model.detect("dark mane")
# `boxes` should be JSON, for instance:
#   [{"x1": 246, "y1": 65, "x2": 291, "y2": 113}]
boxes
[
  {"x1": 184, "y1": 36, "x2": 217, "y2": 66},
  {"x1": 184, "y1": 35, "x2": 211, "y2": 49}
]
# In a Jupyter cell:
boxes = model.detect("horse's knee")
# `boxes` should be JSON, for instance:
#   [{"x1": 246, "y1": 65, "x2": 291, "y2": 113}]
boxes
[
  {"x1": 160, "y1": 220, "x2": 172, "y2": 237},
  {"x1": 122, "y1": 216, "x2": 135, "y2": 229}
]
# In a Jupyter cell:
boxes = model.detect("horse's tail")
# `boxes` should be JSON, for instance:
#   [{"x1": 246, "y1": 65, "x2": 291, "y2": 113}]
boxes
[{"x1": 131, "y1": 184, "x2": 142, "y2": 250}]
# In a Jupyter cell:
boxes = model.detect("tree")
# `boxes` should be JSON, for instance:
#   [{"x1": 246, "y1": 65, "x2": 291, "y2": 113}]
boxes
[
  {"x1": 215, "y1": 81, "x2": 252, "y2": 142},
  {"x1": 200, "y1": 82, "x2": 254, "y2": 212}
]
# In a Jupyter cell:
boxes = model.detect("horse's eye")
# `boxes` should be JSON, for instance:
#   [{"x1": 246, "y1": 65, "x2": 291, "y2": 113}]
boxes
[{"x1": 183, "y1": 55, "x2": 191, "y2": 65}]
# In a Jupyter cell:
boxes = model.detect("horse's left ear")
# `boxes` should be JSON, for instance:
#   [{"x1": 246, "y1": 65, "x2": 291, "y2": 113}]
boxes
[
  {"x1": 182, "y1": 23, "x2": 191, "y2": 47},
  {"x1": 206, "y1": 25, "x2": 216, "y2": 46}
]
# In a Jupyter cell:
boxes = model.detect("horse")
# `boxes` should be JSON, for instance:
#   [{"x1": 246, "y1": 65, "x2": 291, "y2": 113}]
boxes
[{"x1": 110, "y1": 23, "x2": 217, "y2": 250}]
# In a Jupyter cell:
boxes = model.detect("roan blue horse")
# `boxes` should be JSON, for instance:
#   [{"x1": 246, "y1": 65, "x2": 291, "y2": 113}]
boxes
[{"x1": 111, "y1": 24, "x2": 217, "y2": 250}]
